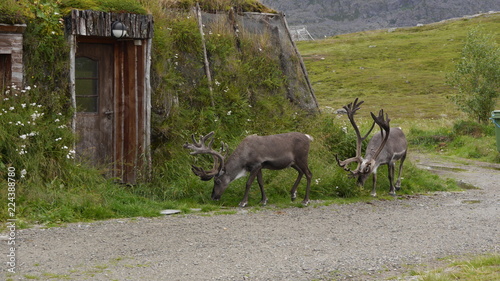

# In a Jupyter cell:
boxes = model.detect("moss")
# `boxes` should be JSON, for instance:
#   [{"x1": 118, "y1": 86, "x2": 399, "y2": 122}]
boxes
[
  {"x1": 0, "y1": 0, "x2": 27, "y2": 24},
  {"x1": 60, "y1": 0, "x2": 147, "y2": 15}
]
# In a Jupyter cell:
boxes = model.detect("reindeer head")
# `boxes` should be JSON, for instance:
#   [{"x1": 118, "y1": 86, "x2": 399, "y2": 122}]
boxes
[
  {"x1": 183, "y1": 131, "x2": 230, "y2": 200},
  {"x1": 335, "y1": 98, "x2": 391, "y2": 186}
]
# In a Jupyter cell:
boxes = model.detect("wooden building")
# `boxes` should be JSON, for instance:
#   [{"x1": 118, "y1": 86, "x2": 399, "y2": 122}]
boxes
[
  {"x1": 65, "y1": 10, "x2": 154, "y2": 183},
  {"x1": 0, "y1": 23, "x2": 26, "y2": 91}
]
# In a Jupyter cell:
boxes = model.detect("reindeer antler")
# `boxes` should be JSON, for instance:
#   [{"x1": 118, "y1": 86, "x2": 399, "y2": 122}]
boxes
[
  {"x1": 369, "y1": 109, "x2": 391, "y2": 161},
  {"x1": 183, "y1": 131, "x2": 226, "y2": 181},
  {"x1": 335, "y1": 98, "x2": 376, "y2": 175}
]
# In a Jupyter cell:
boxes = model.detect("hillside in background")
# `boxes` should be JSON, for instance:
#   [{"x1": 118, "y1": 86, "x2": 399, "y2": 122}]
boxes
[
  {"x1": 260, "y1": 0, "x2": 500, "y2": 38},
  {"x1": 296, "y1": 12, "x2": 500, "y2": 121}
]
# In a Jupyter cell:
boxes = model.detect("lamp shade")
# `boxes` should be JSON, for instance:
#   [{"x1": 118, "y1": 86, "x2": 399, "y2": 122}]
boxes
[{"x1": 112, "y1": 21, "x2": 127, "y2": 38}]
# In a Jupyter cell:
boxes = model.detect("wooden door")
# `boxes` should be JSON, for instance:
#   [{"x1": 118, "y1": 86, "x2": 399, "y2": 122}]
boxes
[{"x1": 75, "y1": 43, "x2": 114, "y2": 167}]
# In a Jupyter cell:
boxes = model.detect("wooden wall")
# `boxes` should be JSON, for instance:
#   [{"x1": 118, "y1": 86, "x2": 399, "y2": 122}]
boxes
[
  {"x1": 0, "y1": 24, "x2": 26, "y2": 89},
  {"x1": 66, "y1": 10, "x2": 153, "y2": 39}
]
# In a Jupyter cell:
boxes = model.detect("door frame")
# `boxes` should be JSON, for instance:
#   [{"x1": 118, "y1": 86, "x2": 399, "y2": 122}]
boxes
[{"x1": 66, "y1": 10, "x2": 153, "y2": 184}]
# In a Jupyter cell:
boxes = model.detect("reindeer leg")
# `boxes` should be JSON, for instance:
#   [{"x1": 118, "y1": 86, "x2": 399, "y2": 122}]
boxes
[
  {"x1": 371, "y1": 173, "x2": 378, "y2": 197},
  {"x1": 395, "y1": 152, "x2": 406, "y2": 191},
  {"x1": 388, "y1": 162, "x2": 397, "y2": 196},
  {"x1": 290, "y1": 165, "x2": 304, "y2": 202},
  {"x1": 291, "y1": 164, "x2": 312, "y2": 206},
  {"x1": 256, "y1": 169, "x2": 268, "y2": 206},
  {"x1": 302, "y1": 167, "x2": 312, "y2": 207},
  {"x1": 240, "y1": 168, "x2": 259, "y2": 208}
]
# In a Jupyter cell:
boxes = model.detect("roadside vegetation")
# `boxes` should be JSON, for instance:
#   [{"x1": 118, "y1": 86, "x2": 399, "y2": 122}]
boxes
[
  {"x1": 0, "y1": 2, "x2": 498, "y2": 227},
  {"x1": 401, "y1": 253, "x2": 500, "y2": 281}
]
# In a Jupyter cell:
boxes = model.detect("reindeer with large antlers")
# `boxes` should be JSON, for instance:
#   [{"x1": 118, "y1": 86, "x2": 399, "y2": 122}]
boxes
[
  {"x1": 336, "y1": 98, "x2": 408, "y2": 197},
  {"x1": 184, "y1": 131, "x2": 313, "y2": 207}
]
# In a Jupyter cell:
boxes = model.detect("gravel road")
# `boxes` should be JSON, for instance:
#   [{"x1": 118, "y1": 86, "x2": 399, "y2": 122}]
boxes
[{"x1": 2, "y1": 154, "x2": 499, "y2": 280}]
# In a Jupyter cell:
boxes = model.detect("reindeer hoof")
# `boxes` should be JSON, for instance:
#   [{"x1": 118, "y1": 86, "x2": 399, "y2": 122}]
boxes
[
  {"x1": 291, "y1": 191, "x2": 297, "y2": 201},
  {"x1": 239, "y1": 202, "x2": 248, "y2": 208},
  {"x1": 389, "y1": 192, "x2": 397, "y2": 197},
  {"x1": 260, "y1": 199, "x2": 268, "y2": 206},
  {"x1": 301, "y1": 199, "x2": 310, "y2": 207},
  {"x1": 370, "y1": 192, "x2": 377, "y2": 197}
]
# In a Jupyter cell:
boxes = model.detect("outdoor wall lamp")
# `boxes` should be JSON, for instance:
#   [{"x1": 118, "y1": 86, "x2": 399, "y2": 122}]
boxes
[{"x1": 111, "y1": 21, "x2": 127, "y2": 39}]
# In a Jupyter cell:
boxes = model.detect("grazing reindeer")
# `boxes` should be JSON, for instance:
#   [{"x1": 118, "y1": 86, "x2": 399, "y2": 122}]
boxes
[
  {"x1": 336, "y1": 98, "x2": 407, "y2": 196},
  {"x1": 183, "y1": 131, "x2": 313, "y2": 207}
]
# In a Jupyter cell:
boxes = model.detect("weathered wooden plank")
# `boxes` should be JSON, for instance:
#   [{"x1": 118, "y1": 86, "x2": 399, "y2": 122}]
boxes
[
  {"x1": 66, "y1": 10, "x2": 153, "y2": 39},
  {"x1": 0, "y1": 24, "x2": 27, "y2": 34},
  {"x1": 114, "y1": 42, "x2": 124, "y2": 180},
  {"x1": 122, "y1": 41, "x2": 138, "y2": 183},
  {"x1": 136, "y1": 41, "x2": 146, "y2": 172}
]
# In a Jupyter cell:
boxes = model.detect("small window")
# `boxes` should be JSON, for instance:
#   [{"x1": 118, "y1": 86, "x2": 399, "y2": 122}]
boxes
[{"x1": 75, "y1": 57, "x2": 98, "y2": 112}]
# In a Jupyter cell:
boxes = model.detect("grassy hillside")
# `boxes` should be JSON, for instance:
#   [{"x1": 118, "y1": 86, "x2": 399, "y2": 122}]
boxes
[{"x1": 297, "y1": 13, "x2": 500, "y2": 121}]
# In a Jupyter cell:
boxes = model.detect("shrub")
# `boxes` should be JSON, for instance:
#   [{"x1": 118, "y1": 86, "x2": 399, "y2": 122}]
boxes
[{"x1": 447, "y1": 27, "x2": 500, "y2": 123}]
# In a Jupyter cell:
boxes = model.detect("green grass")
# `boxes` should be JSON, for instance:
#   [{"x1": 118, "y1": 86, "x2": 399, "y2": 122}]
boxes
[
  {"x1": 404, "y1": 254, "x2": 500, "y2": 281},
  {"x1": 298, "y1": 13, "x2": 500, "y2": 120}
]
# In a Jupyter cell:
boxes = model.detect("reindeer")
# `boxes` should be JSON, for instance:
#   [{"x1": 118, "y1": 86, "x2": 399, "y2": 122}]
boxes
[
  {"x1": 183, "y1": 131, "x2": 313, "y2": 207},
  {"x1": 335, "y1": 98, "x2": 407, "y2": 197}
]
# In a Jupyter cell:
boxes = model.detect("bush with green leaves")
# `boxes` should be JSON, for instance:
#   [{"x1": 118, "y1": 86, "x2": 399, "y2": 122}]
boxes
[{"x1": 447, "y1": 27, "x2": 500, "y2": 123}]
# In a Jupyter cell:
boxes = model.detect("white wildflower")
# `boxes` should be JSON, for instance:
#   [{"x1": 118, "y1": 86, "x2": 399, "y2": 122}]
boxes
[
  {"x1": 67, "y1": 150, "x2": 76, "y2": 159},
  {"x1": 20, "y1": 169, "x2": 27, "y2": 178},
  {"x1": 227, "y1": 111, "x2": 232, "y2": 116},
  {"x1": 55, "y1": 137, "x2": 62, "y2": 141},
  {"x1": 9, "y1": 107, "x2": 14, "y2": 111},
  {"x1": 21, "y1": 103, "x2": 26, "y2": 108},
  {"x1": 20, "y1": 134, "x2": 27, "y2": 139}
]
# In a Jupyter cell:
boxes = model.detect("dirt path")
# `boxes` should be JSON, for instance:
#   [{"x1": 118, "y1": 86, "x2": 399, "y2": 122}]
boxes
[{"x1": 2, "y1": 154, "x2": 499, "y2": 280}]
